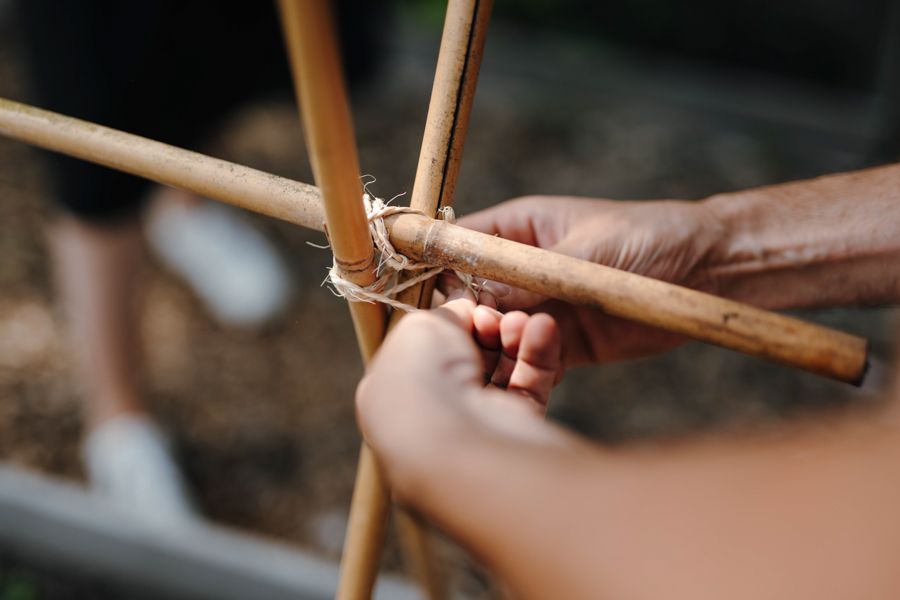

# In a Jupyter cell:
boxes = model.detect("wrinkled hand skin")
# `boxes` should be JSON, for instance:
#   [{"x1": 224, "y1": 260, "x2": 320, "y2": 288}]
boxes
[
  {"x1": 443, "y1": 196, "x2": 725, "y2": 365},
  {"x1": 444, "y1": 169, "x2": 900, "y2": 366}
]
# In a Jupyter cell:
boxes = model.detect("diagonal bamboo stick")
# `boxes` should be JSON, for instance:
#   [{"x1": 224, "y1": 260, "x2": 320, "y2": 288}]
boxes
[
  {"x1": 387, "y1": 211, "x2": 868, "y2": 383},
  {"x1": 390, "y1": 1, "x2": 493, "y2": 597},
  {"x1": 276, "y1": 2, "x2": 388, "y2": 598},
  {"x1": 0, "y1": 97, "x2": 868, "y2": 382},
  {"x1": 394, "y1": 0, "x2": 493, "y2": 310}
]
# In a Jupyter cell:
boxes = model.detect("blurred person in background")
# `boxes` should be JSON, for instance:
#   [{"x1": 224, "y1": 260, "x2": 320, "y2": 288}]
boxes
[
  {"x1": 13, "y1": 0, "x2": 380, "y2": 524},
  {"x1": 358, "y1": 163, "x2": 900, "y2": 598}
]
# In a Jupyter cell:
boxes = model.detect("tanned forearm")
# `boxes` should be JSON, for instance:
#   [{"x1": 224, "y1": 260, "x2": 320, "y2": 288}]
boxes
[
  {"x1": 703, "y1": 163, "x2": 900, "y2": 310},
  {"x1": 409, "y1": 426, "x2": 611, "y2": 599},
  {"x1": 410, "y1": 411, "x2": 900, "y2": 600}
]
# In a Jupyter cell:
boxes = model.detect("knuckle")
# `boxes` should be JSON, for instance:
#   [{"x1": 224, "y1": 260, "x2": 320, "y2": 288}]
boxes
[{"x1": 355, "y1": 373, "x2": 373, "y2": 405}]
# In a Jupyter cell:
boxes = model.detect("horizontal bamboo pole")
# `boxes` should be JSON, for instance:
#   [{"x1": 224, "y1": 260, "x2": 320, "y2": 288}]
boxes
[
  {"x1": 0, "y1": 97, "x2": 868, "y2": 383},
  {"x1": 0, "y1": 98, "x2": 324, "y2": 231},
  {"x1": 386, "y1": 213, "x2": 867, "y2": 382}
]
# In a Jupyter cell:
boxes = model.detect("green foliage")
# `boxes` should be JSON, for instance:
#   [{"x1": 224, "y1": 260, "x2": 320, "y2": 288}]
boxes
[
  {"x1": 0, "y1": 573, "x2": 38, "y2": 600},
  {"x1": 397, "y1": 0, "x2": 446, "y2": 28}
]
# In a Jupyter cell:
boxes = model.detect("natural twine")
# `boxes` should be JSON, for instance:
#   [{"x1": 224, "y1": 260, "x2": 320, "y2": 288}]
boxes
[{"x1": 324, "y1": 193, "x2": 472, "y2": 312}]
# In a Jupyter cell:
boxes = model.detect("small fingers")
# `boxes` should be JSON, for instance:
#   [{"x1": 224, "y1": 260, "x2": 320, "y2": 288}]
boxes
[
  {"x1": 507, "y1": 313, "x2": 562, "y2": 411},
  {"x1": 473, "y1": 305, "x2": 502, "y2": 348},
  {"x1": 433, "y1": 298, "x2": 476, "y2": 334},
  {"x1": 473, "y1": 305, "x2": 502, "y2": 378},
  {"x1": 490, "y1": 311, "x2": 529, "y2": 388},
  {"x1": 439, "y1": 271, "x2": 504, "y2": 309}
]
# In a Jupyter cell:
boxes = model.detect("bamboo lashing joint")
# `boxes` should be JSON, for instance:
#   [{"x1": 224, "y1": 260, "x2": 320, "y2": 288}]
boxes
[{"x1": 324, "y1": 192, "x2": 450, "y2": 313}]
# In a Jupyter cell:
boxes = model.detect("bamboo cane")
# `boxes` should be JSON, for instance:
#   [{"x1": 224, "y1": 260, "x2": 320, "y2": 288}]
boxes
[
  {"x1": 276, "y1": 3, "x2": 388, "y2": 598},
  {"x1": 0, "y1": 98, "x2": 324, "y2": 231},
  {"x1": 277, "y1": 0, "x2": 385, "y2": 358},
  {"x1": 390, "y1": 1, "x2": 493, "y2": 597},
  {"x1": 0, "y1": 97, "x2": 868, "y2": 383},
  {"x1": 393, "y1": 0, "x2": 493, "y2": 309}
]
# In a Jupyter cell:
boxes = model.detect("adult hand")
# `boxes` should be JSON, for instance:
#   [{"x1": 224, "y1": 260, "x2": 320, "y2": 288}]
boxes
[
  {"x1": 355, "y1": 298, "x2": 563, "y2": 503},
  {"x1": 443, "y1": 196, "x2": 725, "y2": 366}
]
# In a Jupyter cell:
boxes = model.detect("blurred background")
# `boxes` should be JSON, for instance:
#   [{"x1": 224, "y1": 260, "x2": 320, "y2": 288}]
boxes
[{"x1": 0, "y1": 0, "x2": 899, "y2": 597}]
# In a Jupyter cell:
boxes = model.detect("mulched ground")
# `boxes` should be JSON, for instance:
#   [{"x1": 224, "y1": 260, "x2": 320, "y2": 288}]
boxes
[{"x1": 0, "y1": 12, "x2": 896, "y2": 598}]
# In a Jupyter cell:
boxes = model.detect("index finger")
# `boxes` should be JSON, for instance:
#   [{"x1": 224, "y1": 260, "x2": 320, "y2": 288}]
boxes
[{"x1": 457, "y1": 200, "x2": 541, "y2": 246}]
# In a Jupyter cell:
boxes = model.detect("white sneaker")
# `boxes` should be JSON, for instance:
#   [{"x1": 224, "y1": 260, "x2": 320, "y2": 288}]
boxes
[
  {"x1": 145, "y1": 199, "x2": 292, "y2": 327},
  {"x1": 83, "y1": 415, "x2": 197, "y2": 526}
]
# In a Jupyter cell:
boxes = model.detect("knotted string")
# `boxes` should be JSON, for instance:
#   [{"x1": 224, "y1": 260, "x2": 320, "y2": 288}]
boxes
[{"x1": 324, "y1": 193, "x2": 473, "y2": 312}]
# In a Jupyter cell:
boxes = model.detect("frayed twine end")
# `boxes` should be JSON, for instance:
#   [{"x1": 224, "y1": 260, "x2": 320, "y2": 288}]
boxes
[{"x1": 317, "y1": 188, "x2": 482, "y2": 312}]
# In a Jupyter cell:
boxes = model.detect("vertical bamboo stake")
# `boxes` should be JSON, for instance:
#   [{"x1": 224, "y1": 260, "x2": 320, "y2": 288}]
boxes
[
  {"x1": 277, "y1": 0, "x2": 384, "y2": 359},
  {"x1": 395, "y1": 0, "x2": 493, "y2": 309},
  {"x1": 390, "y1": 1, "x2": 493, "y2": 597},
  {"x1": 277, "y1": 2, "x2": 389, "y2": 599}
]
